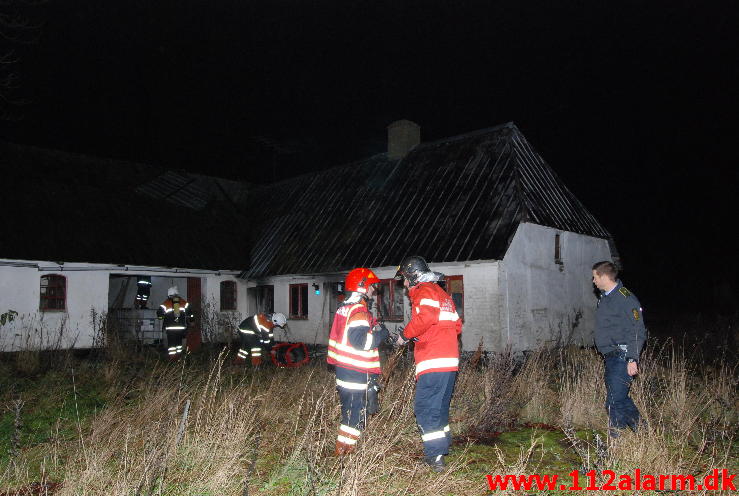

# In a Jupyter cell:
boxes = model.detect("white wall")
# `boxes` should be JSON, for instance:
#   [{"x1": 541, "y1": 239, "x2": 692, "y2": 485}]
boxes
[
  {"x1": 501, "y1": 222, "x2": 612, "y2": 352},
  {"x1": 252, "y1": 263, "x2": 504, "y2": 352},
  {"x1": 0, "y1": 265, "x2": 109, "y2": 350},
  {"x1": 0, "y1": 259, "x2": 246, "y2": 351}
]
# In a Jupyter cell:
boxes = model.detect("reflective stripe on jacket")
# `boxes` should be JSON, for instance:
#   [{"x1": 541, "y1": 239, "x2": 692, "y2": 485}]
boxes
[
  {"x1": 327, "y1": 302, "x2": 381, "y2": 374},
  {"x1": 156, "y1": 297, "x2": 193, "y2": 331},
  {"x1": 403, "y1": 282, "x2": 462, "y2": 378}
]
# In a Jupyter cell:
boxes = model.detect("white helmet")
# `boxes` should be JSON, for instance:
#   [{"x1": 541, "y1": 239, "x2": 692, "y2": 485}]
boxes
[
  {"x1": 167, "y1": 286, "x2": 179, "y2": 297},
  {"x1": 271, "y1": 312, "x2": 287, "y2": 328}
]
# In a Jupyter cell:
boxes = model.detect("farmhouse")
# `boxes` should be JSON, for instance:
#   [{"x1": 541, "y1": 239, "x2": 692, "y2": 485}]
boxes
[
  {"x1": 241, "y1": 121, "x2": 614, "y2": 352},
  {"x1": 1, "y1": 121, "x2": 615, "y2": 353}
]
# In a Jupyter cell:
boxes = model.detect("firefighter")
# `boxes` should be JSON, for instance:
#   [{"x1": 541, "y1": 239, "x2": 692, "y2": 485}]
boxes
[
  {"x1": 236, "y1": 312, "x2": 287, "y2": 366},
  {"x1": 395, "y1": 256, "x2": 462, "y2": 472},
  {"x1": 327, "y1": 267, "x2": 389, "y2": 455},
  {"x1": 157, "y1": 286, "x2": 194, "y2": 360}
]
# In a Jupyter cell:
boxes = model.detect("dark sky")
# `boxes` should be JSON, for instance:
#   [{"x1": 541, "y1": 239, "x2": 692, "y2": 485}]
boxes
[{"x1": 2, "y1": 0, "x2": 738, "y2": 312}]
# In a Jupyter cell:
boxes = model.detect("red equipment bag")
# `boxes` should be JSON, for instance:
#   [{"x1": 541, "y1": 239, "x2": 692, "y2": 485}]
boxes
[{"x1": 270, "y1": 342, "x2": 310, "y2": 368}]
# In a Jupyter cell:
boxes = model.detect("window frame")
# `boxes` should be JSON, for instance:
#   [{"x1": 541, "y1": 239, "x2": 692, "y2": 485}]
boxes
[
  {"x1": 220, "y1": 280, "x2": 237, "y2": 311},
  {"x1": 40, "y1": 274, "x2": 67, "y2": 311},
  {"x1": 440, "y1": 275, "x2": 464, "y2": 322},
  {"x1": 375, "y1": 278, "x2": 405, "y2": 321},
  {"x1": 289, "y1": 283, "x2": 309, "y2": 319}
]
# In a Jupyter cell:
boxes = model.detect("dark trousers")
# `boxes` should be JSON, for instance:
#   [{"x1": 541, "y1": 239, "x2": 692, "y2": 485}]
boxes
[
  {"x1": 604, "y1": 356, "x2": 641, "y2": 431},
  {"x1": 336, "y1": 367, "x2": 378, "y2": 431},
  {"x1": 415, "y1": 371, "x2": 456, "y2": 458},
  {"x1": 166, "y1": 329, "x2": 186, "y2": 357}
]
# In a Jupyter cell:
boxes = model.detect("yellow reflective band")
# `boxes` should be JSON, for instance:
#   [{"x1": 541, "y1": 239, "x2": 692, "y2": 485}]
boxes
[
  {"x1": 327, "y1": 350, "x2": 381, "y2": 369},
  {"x1": 363, "y1": 333, "x2": 373, "y2": 350},
  {"x1": 336, "y1": 379, "x2": 368, "y2": 390},
  {"x1": 250, "y1": 347, "x2": 262, "y2": 352},
  {"x1": 443, "y1": 425, "x2": 450, "y2": 432},
  {"x1": 421, "y1": 430, "x2": 447, "y2": 442},
  {"x1": 340, "y1": 424, "x2": 361, "y2": 437},
  {"x1": 167, "y1": 326, "x2": 186, "y2": 330},
  {"x1": 328, "y1": 339, "x2": 379, "y2": 358},
  {"x1": 415, "y1": 357, "x2": 459, "y2": 374},
  {"x1": 337, "y1": 435, "x2": 357, "y2": 445},
  {"x1": 239, "y1": 329, "x2": 256, "y2": 334},
  {"x1": 419, "y1": 298, "x2": 440, "y2": 308}
]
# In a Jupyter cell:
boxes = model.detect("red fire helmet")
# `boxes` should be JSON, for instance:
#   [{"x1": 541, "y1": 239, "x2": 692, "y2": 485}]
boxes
[{"x1": 344, "y1": 267, "x2": 380, "y2": 293}]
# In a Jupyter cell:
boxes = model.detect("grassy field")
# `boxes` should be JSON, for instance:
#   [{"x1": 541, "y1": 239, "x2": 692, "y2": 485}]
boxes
[{"x1": 0, "y1": 334, "x2": 736, "y2": 495}]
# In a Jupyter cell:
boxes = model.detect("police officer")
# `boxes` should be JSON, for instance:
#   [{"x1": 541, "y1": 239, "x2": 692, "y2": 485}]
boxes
[
  {"x1": 327, "y1": 267, "x2": 389, "y2": 455},
  {"x1": 591, "y1": 261, "x2": 647, "y2": 436},
  {"x1": 236, "y1": 312, "x2": 287, "y2": 366},
  {"x1": 157, "y1": 286, "x2": 194, "y2": 360},
  {"x1": 395, "y1": 256, "x2": 462, "y2": 472}
]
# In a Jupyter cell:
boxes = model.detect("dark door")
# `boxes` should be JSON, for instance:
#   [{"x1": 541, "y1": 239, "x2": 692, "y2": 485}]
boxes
[{"x1": 187, "y1": 277, "x2": 202, "y2": 351}]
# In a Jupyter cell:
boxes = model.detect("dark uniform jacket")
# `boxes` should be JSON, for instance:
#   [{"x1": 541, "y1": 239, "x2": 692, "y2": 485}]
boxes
[
  {"x1": 594, "y1": 280, "x2": 646, "y2": 361},
  {"x1": 157, "y1": 296, "x2": 194, "y2": 331}
]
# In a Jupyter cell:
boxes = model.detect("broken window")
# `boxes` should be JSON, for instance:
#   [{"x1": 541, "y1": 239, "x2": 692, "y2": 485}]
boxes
[
  {"x1": 220, "y1": 281, "x2": 237, "y2": 311},
  {"x1": 375, "y1": 278, "x2": 405, "y2": 321},
  {"x1": 555, "y1": 233, "x2": 563, "y2": 265},
  {"x1": 40, "y1": 274, "x2": 66, "y2": 311},
  {"x1": 289, "y1": 283, "x2": 308, "y2": 319}
]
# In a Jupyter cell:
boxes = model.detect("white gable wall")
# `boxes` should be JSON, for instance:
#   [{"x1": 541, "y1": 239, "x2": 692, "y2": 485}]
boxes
[{"x1": 500, "y1": 222, "x2": 612, "y2": 351}]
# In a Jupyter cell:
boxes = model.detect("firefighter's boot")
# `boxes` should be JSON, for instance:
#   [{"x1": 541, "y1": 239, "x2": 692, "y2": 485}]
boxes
[{"x1": 334, "y1": 440, "x2": 355, "y2": 456}]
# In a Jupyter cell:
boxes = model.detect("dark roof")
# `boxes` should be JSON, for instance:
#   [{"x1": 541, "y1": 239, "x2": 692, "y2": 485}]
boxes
[
  {"x1": 242, "y1": 123, "x2": 611, "y2": 278},
  {"x1": 0, "y1": 141, "x2": 252, "y2": 270}
]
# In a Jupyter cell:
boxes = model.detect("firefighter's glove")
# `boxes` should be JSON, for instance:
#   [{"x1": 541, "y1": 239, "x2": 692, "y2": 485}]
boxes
[
  {"x1": 393, "y1": 329, "x2": 409, "y2": 347},
  {"x1": 372, "y1": 323, "x2": 389, "y2": 343}
]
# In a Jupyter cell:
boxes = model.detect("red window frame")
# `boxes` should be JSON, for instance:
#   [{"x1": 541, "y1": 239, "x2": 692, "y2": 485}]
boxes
[
  {"x1": 375, "y1": 278, "x2": 405, "y2": 321},
  {"x1": 40, "y1": 274, "x2": 66, "y2": 311},
  {"x1": 220, "y1": 280, "x2": 237, "y2": 311},
  {"x1": 441, "y1": 275, "x2": 464, "y2": 321},
  {"x1": 289, "y1": 283, "x2": 308, "y2": 319}
]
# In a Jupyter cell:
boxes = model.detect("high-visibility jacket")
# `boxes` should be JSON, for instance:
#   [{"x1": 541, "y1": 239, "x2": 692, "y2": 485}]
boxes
[
  {"x1": 403, "y1": 282, "x2": 462, "y2": 378},
  {"x1": 238, "y1": 313, "x2": 275, "y2": 346},
  {"x1": 327, "y1": 301, "x2": 382, "y2": 374},
  {"x1": 156, "y1": 296, "x2": 193, "y2": 331}
]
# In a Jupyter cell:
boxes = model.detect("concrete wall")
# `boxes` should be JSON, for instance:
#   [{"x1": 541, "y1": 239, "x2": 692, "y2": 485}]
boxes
[{"x1": 500, "y1": 222, "x2": 612, "y2": 352}]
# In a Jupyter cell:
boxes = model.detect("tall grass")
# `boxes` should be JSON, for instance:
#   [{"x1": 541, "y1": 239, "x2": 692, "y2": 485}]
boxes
[{"x1": 0, "y1": 339, "x2": 736, "y2": 495}]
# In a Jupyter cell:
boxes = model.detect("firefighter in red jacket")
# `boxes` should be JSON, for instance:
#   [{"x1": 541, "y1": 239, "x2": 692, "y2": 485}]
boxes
[
  {"x1": 327, "y1": 267, "x2": 389, "y2": 455},
  {"x1": 157, "y1": 286, "x2": 194, "y2": 360},
  {"x1": 395, "y1": 256, "x2": 462, "y2": 472},
  {"x1": 236, "y1": 312, "x2": 287, "y2": 366}
]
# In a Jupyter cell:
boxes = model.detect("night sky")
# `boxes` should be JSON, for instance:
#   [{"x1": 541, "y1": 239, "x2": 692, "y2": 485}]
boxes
[{"x1": 2, "y1": 1, "x2": 738, "y2": 314}]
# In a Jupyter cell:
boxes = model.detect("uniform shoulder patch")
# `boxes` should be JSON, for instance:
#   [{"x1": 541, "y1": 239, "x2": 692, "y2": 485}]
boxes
[
  {"x1": 632, "y1": 308, "x2": 640, "y2": 320},
  {"x1": 618, "y1": 287, "x2": 631, "y2": 298}
]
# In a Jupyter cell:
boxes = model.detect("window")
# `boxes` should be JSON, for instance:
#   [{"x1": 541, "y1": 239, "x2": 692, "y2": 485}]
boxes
[
  {"x1": 438, "y1": 275, "x2": 464, "y2": 321},
  {"x1": 289, "y1": 283, "x2": 308, "y2": 319},
  {"x1": 40, "y1": 275, "x2": 66, "y2": 311},
  {"x1": 555, "y1": 233, "x2": 563, "y2": 265},
  {"x1": 375, "y1": 278, "x2": 405, "y2": 321},
  {"x1": 220, "y1": 281, "x2": 237, "y2": 311},
  {"x1": 248, "y1": 285, "x2": 274, "y2": 314}
]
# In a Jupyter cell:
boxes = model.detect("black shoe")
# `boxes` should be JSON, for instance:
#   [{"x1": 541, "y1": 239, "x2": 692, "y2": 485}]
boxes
[{"x1": 424, "y1": 455, "x2": 445, "y2": 473}]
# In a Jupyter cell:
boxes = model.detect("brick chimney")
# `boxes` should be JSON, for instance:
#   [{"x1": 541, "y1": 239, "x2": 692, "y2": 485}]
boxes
[{"x1": 387, "y1": 119, "x2": 420, "y2": 159}]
